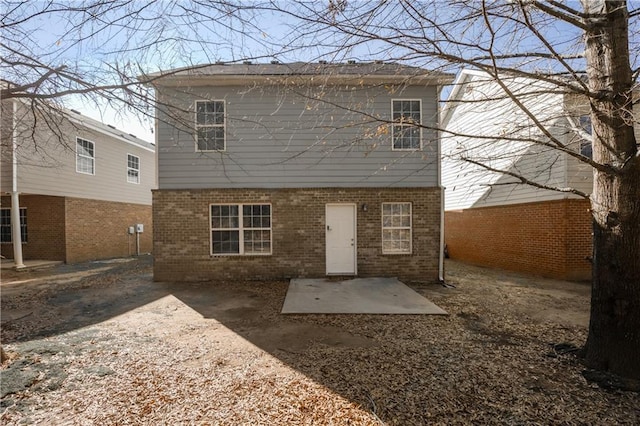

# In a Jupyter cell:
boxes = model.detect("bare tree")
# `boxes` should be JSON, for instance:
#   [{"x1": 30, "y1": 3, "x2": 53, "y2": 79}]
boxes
[{"x1": 2, "y1": 0, "x2": 639, "y2": 383}]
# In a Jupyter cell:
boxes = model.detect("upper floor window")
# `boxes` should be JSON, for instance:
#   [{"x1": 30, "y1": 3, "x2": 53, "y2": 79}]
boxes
[
  {"x1": 196, "y1": 100, "x2": 225, "y2": 151},
  {"x1": 392, "y1": 100, "x2": 422, "y2": 150},
  {"x1": 76, "y1": 137, "x2": 95, "y2": 175},
  {"x1": 127, "y1": 154, "x2": 140, "y2": 184},
  {"x1": 0, "y1": 208, "x2": 27, "y2": 243}
]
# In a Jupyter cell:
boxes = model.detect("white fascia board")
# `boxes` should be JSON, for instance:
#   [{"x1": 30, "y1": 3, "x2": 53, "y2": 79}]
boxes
[
  {"x1": 440, "y1": 69, "x2": 490, "y2": 129},
  {"x1": 66, "y1": 115, "x2": 155, "y2": 153}
]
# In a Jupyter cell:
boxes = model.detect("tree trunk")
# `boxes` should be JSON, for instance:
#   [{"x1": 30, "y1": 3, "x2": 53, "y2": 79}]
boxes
[{"x1": 582, "y1": 0, "x2": 640, "y2": 380}]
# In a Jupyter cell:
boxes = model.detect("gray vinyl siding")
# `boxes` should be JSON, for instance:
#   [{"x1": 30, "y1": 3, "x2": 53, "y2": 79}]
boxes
[
  {"x1": 10, "y1": 103, "x2": 155, "y2": 205},
  {"x1": 156, "y1": 84, "x2": 440, "y2": 189}
]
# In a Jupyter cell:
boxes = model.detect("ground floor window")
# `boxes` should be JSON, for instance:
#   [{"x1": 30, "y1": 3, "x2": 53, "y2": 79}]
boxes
[
  {"x1": 210, "y1": 204, "x2": 271, "y2": 255},
  {"x1": 381, "y1": 202, "x2": 411, "y2": 254},
  {"x1": 0, "y1": 208, "x2": 27, "y2": 243}
]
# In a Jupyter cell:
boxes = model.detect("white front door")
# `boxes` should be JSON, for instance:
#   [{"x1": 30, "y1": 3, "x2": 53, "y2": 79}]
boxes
[{"x1": 325, "y1": 204, "x2": 357, "y2": 275}]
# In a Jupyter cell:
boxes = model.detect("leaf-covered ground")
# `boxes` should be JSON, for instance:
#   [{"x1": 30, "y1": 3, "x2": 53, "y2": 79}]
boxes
[{"x1": 1, "y1": 257, "x2": 638, "y2": 424}]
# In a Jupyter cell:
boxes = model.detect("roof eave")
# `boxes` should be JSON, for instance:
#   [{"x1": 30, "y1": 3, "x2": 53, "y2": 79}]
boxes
[{"x1": 141, "y1": 73, "x2": 454, "y2": 87}]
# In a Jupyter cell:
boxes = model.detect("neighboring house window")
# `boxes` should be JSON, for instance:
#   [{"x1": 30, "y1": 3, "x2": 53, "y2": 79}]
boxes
[
  {"x1": 127, "y1": 154, "x2": 140, "y2": 184},
  {"x1": 392, "y1": 100, "x2": 422, "y2": 150},
  {"x1": 381, "y1": 202, "x2": 412, "y2": 254},
  {"x1": 579, "y1": 115, "x2": 593, "y2": 159},
  {"x1": 0, "y1": 208, "x2": 27, "y2": 243},
  {"x1": 196, "y1": 100, "x2": 225, "y2": 151},
  {"x1": 580, "y1": 141, "x2": 593, "y2": 159},
  {"x1": 210, "y1": 204, "x2": 271, "y2": 255},
  {"x1": 76, "y1": 137, "x2": 95, "y2": 175}
]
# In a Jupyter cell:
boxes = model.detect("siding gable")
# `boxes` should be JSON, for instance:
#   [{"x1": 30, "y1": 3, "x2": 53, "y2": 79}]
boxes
[{"x1": 442, "y1": 71, "x2": 588, "y2": 210}]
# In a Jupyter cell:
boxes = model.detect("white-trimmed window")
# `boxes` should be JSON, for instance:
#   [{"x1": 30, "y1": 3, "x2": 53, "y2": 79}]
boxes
[
  {"x1": 210, "y1": 204, "x2": 271, "y2": 255},
  {"x1": 196, "y1": 100, "x2": 225, "y2": 151},
  {"x1": 579, "y1": 115, "x2": 593, "y2": 158},
  {"x1": 127, "y1": 154, "x2": 140, "y2": 184},
  {"x1": 76, "y1": 137, "x2": 95, "y2": 174},
  {"x1": 392, "y1": 99, "x2": 422, "y2": 150},
  {"x1": 381, "y1": 202, "x2": 412, "y2": 254},
  {"x1": 0, "y1": 208, "x2": 27, "y2": 243}
]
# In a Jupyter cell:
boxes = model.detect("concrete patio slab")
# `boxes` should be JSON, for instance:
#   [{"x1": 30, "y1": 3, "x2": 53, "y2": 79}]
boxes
[{"x1": 282, "y1": 277, "x2": 448, "y2": 315}]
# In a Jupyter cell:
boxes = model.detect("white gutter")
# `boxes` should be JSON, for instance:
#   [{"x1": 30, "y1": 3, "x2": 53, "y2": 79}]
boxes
[{"x1": 11, "y1": 99, "x2": 25, "y2": 269}]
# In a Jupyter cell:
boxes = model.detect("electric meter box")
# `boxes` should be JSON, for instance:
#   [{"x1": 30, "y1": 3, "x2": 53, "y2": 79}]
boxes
[{"x1": 136, "y1": 224, "x2": 144, "y2": 233}]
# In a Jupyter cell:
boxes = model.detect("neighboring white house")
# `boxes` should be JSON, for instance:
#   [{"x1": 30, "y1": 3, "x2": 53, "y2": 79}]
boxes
[
  {"x1": 441, "y1": 69, "x2": 595, "y2": 280},
  {"x1": 1, "y1": 98, "x2": 156, "y2": 264}
]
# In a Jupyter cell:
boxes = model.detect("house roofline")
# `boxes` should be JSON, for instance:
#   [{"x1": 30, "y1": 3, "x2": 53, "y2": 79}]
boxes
[{"x1": 140, "y1": 62, "x2": 454, "y2": 87}]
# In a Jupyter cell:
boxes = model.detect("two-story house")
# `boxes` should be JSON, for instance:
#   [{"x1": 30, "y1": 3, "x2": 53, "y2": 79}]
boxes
[
  {"x1": 0, "y1": 98, "x2": 156, "y2": 265},
  {"x1": 146, "y1": 62, "x2": 453, "y2": 282},
  {"x1": 441, "y1": 69, "x2": 599, "y2": 281}
]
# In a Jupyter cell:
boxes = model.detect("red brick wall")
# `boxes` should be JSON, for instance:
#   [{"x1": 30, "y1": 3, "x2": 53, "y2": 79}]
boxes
[
  {"x1": 1, "y1": 195, "x2": 66, "y2": 261},
  {"x1": 153, "y1": 187, "x2": 441, "y2": 282},
  {"x1": 1, "y1": 195, "x2": 152, "y2": 263},
  {"x1": 445, "y1": 199, "x2": 592, "y2": 281},
  {"x1": 65, "y1": 197, "x2": 152, "y2": 263}
]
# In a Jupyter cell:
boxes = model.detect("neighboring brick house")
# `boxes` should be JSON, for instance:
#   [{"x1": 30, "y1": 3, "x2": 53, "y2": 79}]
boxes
[
  {"x1": 145, "y1": 62, "x2": 453, "y2": 282},
  {"x1": 0, "y1": 98, "x2": 155, "y2": 264},
  {"x1": 441, "y1": 69, "x2": 600, "y2": 281}
]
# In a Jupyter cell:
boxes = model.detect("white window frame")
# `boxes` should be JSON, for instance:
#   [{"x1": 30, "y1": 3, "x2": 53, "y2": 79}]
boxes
[
  {"x1": 0, "y1": 208, "x2": 27, "y2": 243},
  {"x1": 209, "y1": 203, "x2": 272, "y2": 256},
  {"x1": 127, "y1": 153, "x2": 140, "y2": 184},
  {"x1": 381, "y1": 202, "x2": 412, "y2": 254},
  {"x1": 76, "y1": 137, "x2": 95, "y2": 175},
  {"x1": 391, "y1": 99, "x2": 422, "y2": 151},
  {"x1": 195, "y1": 100, "x2": 226, "y2": 152}
]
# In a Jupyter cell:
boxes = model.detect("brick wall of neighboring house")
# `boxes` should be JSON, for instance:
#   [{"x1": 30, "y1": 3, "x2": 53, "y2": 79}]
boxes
[
  {"x1": 65, "y1": 197, "x2": 153, "y2": 263},
  {"x1": 445, "y1": 199, "x2": 592, "y2": 281},
  {"x1": 0, "y1": 195, "x2": 152, "y2": 263},
  {"x1": 153, "y1": 187, "x2": 441, "y2": 282},
  {"x1": 0, "y1": 195, "x2": 66, "y2": 261}
]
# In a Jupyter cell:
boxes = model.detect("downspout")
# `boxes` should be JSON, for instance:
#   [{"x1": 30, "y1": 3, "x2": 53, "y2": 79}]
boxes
[
  {"x1": 437, "y1": 86, "x2": 445, "y2": 283},
  {"x1": 11, "y1": 100, "x2": 24, "y2": 269}
]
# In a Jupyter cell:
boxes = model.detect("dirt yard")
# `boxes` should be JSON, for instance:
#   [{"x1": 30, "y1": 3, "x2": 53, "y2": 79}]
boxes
[{"x1": 1, "y1": 256, "x2": 638, "y2": 425}]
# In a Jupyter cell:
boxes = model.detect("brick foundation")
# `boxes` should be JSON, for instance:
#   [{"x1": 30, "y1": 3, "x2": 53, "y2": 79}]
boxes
[
  {"x1": 1, "y1": 195, "x2": 152, "y2": 263},
  {"x1": 153, "y1": 187, "x2": 441, "y2": 282},
  {"x1": 64, "y1": 197, "x2": 153, "y2": 263},
  {"x1": 445, "y1": 199, "x2": 592, "y2": 281}
]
